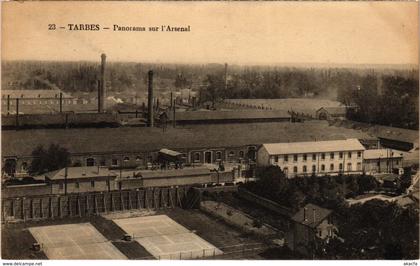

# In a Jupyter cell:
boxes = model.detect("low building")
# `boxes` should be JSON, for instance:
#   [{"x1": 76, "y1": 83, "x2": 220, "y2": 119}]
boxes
[
  {"x1": 316, "y1": 107, "x2": 347, "y2": 120},
  {"x1": 287, "y1": 203, "x2": 336, "y2": 256},
  {"x1": 130, "y1": 167, "x2": 213, "y2": 188},
  {"x1": 257, "y1": 139, "x2": 365, "y2": 178},
  {"x1": 363, "y1": 149, "x2": 403, "y2": 174},
  {"x1": 42, "y1": 166, "x2": 117, "y2": 194}
]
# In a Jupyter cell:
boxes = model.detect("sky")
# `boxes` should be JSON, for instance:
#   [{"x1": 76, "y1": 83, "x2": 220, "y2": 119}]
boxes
[{"x1": 2, "y1": 1, "x2": 418, "y2": 65}]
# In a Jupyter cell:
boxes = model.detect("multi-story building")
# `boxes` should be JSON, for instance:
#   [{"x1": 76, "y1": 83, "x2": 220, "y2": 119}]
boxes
[
  {"x1": 257, "y1": 139, "x2": 365, "y2": 178},
  {"x1": 363, "y1": 149, "x2": 403, "y2": 174}
]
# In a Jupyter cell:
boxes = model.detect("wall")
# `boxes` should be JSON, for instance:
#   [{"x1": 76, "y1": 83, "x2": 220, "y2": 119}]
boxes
[
  {"x1": 268, "y1": 150, "x2": 364, "y2": 178},
  {"x1": 2, "y1": 186, "x2": 190, "y2": 222},
  {"x1": 363, "y1": 158, "x2": 403, "y2": 173},
  {"x1": 51, "y1": 178, "x2": 117, "y2": 195},
  {"x1": 2, "y1": 184, "x2": 51, "y2": 198}
]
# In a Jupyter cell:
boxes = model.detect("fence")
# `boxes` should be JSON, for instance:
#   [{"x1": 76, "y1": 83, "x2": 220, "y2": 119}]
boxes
[{"x1": 2, "y1": 186, "x2": 189, "y2": 222}]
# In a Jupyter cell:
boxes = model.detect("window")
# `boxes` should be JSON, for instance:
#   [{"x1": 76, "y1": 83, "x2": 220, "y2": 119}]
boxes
[
  {"x1": 330, "y1": 164, "x2": 334, "y2": 171},
  {"x1": 91, "y1": 181, "x2": 95, "y2": 187},
  {"x1": 312, "y1": 165, "x2": 316, "y2": 172},
  {"x1": 293, "y1": 166, "x2": 298, "y2": 173},
  {"x1": 318, "y1": 230, "x2": 322, "y2": 237},
  {"x1": 21, "y1": 162, "x2": 28, "y2": 172},
  {"x1": 377, "y1": 161, "x2": 380, "y2": 167},
  {"x1": 283, "y1": 167, "x2": 288, "y2": 175},
  {"x1": 239, "y1": 151, "x2": 244, "y2": 158},
  {"x1": 111, "y1": 159, "x2": 119, "y2": 166},
  {"x1": 347, "y1": 163, "x2": 352, "y2": 171},
  {"x1": 274, "y1": 156, "x2": 279, "y2": 163},
  {"x1": 321, "y1": 164, "x2": 325, "y2": 172},
  {"x1": 330, "y1": 152, "x2": 334, "y2": 159},
  {"x1": 321, "y1": 153, "x2": 325, "y2": 160},
  {"x1": 216, "y1": 152, "x2": 222, "y2": 161},
  {"x1": 303, "y1": 165, "x2": 307, "y2": 173},
  {"x1": 293, "y1": 155, "x2": 298, "y2": 162},
  {"x1": 106, "y1": 180, "x2": 110, "y2": 187},
  {"x1": 357, "y1": 162, "x2": 362, "y2": 171},
  {"x1": 339, "y1": 163, "x2": 343, "y2": 170},
  {"x1": 303, "y1": 154, "x2": 307, "y2": 161},
  {"x1": 284, "y1": 155, "x2": 288, "y2": 162},
  {"x1": 357, "y1": 151, "x2": 362, "y2": 158},
  {"x1": 228, "y1": 151, "x2": 235, "y2": 157},
  {"x1": 123, "y1": 156, "x2": 130, "y2": 162},
  {"x1": 59, "y1": 183, "x2": 64, "y2": 190},
  {"x1": 339, "y1": 152, "x2": 343, "y2": 159},
  {"x1": 194, "y1": 153, "x2": 200, "y2": 162},
  {"x1": 348, "y1": 152, "x2": 352, "y2": 158},
  {"x1": 312, "y1": 154, "x2": 316, "y2": 161},
  {"x1": 86, "y1": 158, "x2": 95, "y2": 166},
  {"x1": 136, "y1": 156, "x2": 142, "y2": 161},
  {"x1": 75, "y1": 182, "x2": 80, "y2": 189}
]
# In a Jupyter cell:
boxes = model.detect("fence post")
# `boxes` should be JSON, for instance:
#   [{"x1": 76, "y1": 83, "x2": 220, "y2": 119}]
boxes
[
  {"x1": 145, "y1": 189, "x2": 149, "y2": 209},
  {"x1": 94, "y1": 194, "x2": 98, "y2": 214},
  {"x1": 68, "y1": 196, "x2": 72, "y2": 217},
  {"x1": 136, "y1": 190, "x2": 140, "y2": 209},
  {"x1": 21, "y1": 198, "x2": 25, "y2": 220},
  {"x1": 103, "y1": 194, "x2": 107, "y2": 213},
  {"x1": 49, "y1": 197, "x2": 53, "y2": 218},
  {"x1": 39, "y1": 198, "x2": 43, "y2": 218},
  {"x1": 111, "y1": 193, "x2": 115, "y2": 211},
  {"x1": 11, "y1": 199, "x2": 15, "y2": 218},
  {"x1": 77, "y1": 196, "x2": 81, "y2": 217}
]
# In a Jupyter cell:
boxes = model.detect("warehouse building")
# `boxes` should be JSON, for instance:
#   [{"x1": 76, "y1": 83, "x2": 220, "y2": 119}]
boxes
[{"x1": 257, "y1": 139, "x2": 366, "y2": 178}]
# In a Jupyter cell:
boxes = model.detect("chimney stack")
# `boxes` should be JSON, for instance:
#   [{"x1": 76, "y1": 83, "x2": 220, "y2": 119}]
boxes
[
  {"x1": 224, "y1": 63, "x2": 228, "y2": 91},
  {"x1": 173, "y1": 99, "x2": 176, "y2": 128},
  {"x1": 97, "y1": 81, "x2": 101, "y2": 113},
  {"x1": 147, "y1": 70, "x2": 154, "y2": 127},
  {"x1": 99, "y1": 53, "x2": 106, "y2": 112}
]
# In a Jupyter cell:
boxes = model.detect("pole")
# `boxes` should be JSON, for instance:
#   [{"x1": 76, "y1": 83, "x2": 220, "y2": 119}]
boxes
[
  {"x1": 64, "y1": 166, "x2": 68, "y2": 195},
  {"x1": 59, "y1": 92, "x2": 63, "y2": 113},
  {"x1": 15, "y1": 98, "x2": 19, "y2": 127},
  {"x1": 7, "y1": 95, "x2": 10, "y2": 114}
]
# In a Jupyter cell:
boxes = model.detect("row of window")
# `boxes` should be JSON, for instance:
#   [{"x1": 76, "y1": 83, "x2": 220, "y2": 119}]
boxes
[
  {"x1": 283, "y1": 162, "x2": 362, "y2": 174},
  {"x1": 193, "y1": 150, "x2": 246, "y2": 162},
  {"x1": 58, "y1": 180, "x2": 110, "y2": 189},
  {"x1": 2, "y1": 100, "x2": 76, "y2": 105},
  {"x1": 274, "y1": 151, "x2": 362, "y2": 163}
]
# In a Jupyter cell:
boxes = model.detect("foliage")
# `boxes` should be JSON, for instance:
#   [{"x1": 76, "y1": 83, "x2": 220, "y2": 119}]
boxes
[
  {"x1": 323, "y1": 200, "x2": 419, "y2": 259},
  {"x1": 28, "y1": 144, "x2": 71, "y2": 175}
]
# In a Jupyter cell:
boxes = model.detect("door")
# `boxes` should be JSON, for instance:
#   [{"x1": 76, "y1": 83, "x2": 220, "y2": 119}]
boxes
[{"x1": 204, "y1": 151, "x2": 212, "y2": 164}]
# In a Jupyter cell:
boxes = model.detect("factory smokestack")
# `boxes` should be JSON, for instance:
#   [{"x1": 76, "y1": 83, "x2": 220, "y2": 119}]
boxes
[
  {"x1": 99, "y1": 53, "x2": 106, "y2": 112},
  {"x1": 147, "y1": 70, "x2": 154, "y2": 127},
  {"x1": 224, "y1": 63, "x2": 228, "y2": 91}
]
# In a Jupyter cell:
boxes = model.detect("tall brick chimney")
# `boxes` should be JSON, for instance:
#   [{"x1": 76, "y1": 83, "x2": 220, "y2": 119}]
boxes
[
  {"x1": 147, "y1": 70, "x2": 154, "y2": 127},
  {"x1": 99, "y1": 53, "x2": 106, "y2": 112}
]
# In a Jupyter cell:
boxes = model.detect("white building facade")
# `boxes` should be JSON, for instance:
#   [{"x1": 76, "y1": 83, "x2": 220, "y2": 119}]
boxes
[{"x1": 257, "y1": 139, "x2": 365, "y2": 178}]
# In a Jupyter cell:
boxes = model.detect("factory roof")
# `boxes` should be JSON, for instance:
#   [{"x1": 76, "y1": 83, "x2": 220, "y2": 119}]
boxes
[
  {"x1": 363, "y1": 149, "x2": 404, "y2": 160},
  {"x1": 159, "y1": 148, "x2": 183, "y2": 157},
  {"x1": 291, "y1": 203, "x2": 332, "y2": 228},
  {"x1": 261, "y1": 138, "x2": 365, "y2": 155},
  {"x1": 2, "y1": 121, "x2": 374, "y2": 157},
  {"x1": 136, "y1": 167, "x2": 211, "y2": 179},
  {"x1": 168, "y1": 109, "x2": 291, "y2": 121},
  {"x1": 43, "y1": 166, "x2": 117, "y2": 181},
  {"x1": 2, "y1": 89, "x2": 73, "y2": 99}
]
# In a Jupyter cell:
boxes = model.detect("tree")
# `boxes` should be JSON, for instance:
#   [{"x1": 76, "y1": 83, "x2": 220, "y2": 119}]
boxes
[{"x1": 28, "y1": 144, "x2": 71, "y2": 175}]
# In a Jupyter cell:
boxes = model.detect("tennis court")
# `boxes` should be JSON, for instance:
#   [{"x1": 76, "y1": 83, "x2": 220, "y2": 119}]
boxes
[
  {"x1": 29, "y1": 223, "x2": 127, "y2": 259},
  {"x1": 113, "y1": 215, "x2": 223, "y2": 259}
]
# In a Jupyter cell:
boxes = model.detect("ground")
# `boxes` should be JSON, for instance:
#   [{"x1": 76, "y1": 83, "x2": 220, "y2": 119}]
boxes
[{"x1": 2, "y1": 207, "x2": 272, "y2": 260}]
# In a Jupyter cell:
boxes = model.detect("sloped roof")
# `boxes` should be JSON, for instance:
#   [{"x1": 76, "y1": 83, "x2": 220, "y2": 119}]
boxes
[
  {"x1": 364, "y1": 149, "x2": 404, "y2": 160},
  {"x1": 44, "y1": 166, "x2": 117, "y2": 181},
  {"x1": 2, "y1": 89, "x2": 72, "y2": 99},
  {"x1": 169, "y1": 110, "x2": 291, "y2": 121},
  {"x1": 159, "y1": 148, "x2": 182, "y2": 157},
  {"x1": 291, "y1": 203, "x2": 332, "y2": 228},
  {"x1": 137, "y1": 167, "x2": 211, "y2": 179},
  {"x1": 262, "y1": 138, "x2": 365, "y2": 155},
  {"x1": 317, "y1": 107, "x2": 347, "y2": 115},
  {"x1": 2, "y1": 121, "x2": 373, "y2": 158}
]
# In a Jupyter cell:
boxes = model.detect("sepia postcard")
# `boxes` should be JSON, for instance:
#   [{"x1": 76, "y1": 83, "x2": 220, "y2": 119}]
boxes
[{"x1": 1, "y1": 1, "x2": 419, "y2": 263}]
